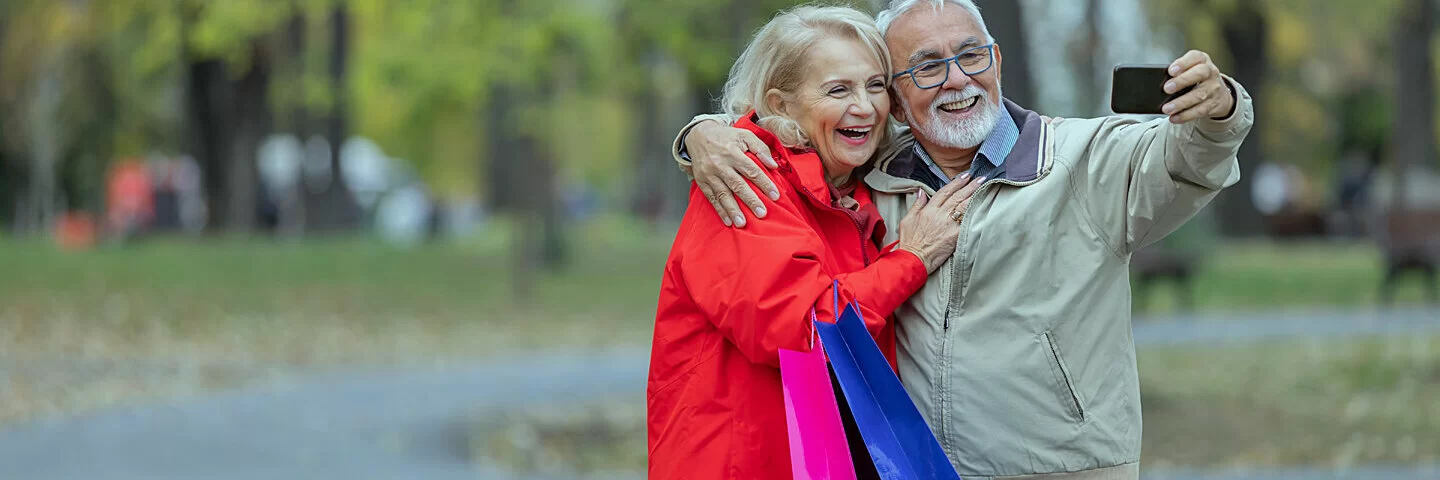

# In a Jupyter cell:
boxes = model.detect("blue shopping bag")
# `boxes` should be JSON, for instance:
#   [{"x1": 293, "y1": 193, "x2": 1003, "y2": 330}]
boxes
[{"x1": 814, "y1": 300, "x2": 962, "y2": 480}]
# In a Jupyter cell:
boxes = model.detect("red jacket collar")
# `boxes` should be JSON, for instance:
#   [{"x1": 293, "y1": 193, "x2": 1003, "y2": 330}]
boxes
[
  {"x1": 735, "y1": 111, "x2": 887, "y2": 245},
  {"x1": 736, "y1": 111, "x2": 833, "y2": 203}
]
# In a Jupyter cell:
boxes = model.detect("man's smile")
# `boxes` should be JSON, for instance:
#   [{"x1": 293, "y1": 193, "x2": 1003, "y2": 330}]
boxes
[{"x1": 938, "y1": 96, "x2": 979, "y2": 114}]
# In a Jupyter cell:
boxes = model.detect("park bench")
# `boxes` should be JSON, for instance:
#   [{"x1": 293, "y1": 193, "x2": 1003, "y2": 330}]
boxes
[
  {"x1": 1130, "y1": 244, "x2": 1197, "y2": 312},
  {"x1": 1130, "y1": 210, "x2": 1220, "y2": 314},
  {"x1": 1375, "y1": 209, "x2": 1440, "y2": 304}
]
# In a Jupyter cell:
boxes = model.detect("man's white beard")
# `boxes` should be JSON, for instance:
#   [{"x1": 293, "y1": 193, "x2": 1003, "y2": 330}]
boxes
[{"x1": 905, "y1": 84, "x2": 1001, "y2": 150}]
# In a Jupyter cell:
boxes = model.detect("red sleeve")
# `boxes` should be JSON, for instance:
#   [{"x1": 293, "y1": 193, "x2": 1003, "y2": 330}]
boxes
[{"x1": 674, "y1": 182, "x2": 927, "y2": 368}]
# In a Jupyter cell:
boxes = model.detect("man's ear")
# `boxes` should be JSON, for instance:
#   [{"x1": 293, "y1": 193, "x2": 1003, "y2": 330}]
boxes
[
  {"x1": 889, "y1": 89, "x2": 908, "y2": 125},
  {"x1": 993, "y1": 43, "x2": 1004, "y2": 83},
  {"x1": 765, "y1": 89, "x2": 789, "y2": 117}
]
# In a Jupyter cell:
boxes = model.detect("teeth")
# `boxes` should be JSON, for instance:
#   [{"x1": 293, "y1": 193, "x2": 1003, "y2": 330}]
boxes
[{"x1": 940, "y1": 97, "x2": 979, "y2": 111}]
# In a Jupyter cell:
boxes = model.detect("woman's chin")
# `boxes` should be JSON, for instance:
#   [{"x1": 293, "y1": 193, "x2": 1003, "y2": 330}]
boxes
[{"x1": 833, "y1": 150, "x2": 876, "y2": 170}]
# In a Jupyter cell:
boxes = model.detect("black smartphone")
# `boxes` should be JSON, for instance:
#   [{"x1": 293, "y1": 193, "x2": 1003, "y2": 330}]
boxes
[{"x1": 1110, "y1": 64, "x2": 1191, "y2": 115}]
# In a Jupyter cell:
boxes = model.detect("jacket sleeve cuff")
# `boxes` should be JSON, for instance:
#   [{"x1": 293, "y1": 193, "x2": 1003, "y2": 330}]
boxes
[
  {"x1": 671, "y1": 114, "x2": 740, "y2": 175},
  {"x1": 876, "y1": 247, "x2": 929, "y2": 299},
  {"x1": 1194, "y1": 75, "x2": 1254, "y2": 138}
]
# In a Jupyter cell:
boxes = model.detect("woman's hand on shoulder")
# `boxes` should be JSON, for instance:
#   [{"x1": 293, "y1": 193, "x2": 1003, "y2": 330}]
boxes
[{"x1": 686, "y1": 120, "x2": 781, "y2": 228}]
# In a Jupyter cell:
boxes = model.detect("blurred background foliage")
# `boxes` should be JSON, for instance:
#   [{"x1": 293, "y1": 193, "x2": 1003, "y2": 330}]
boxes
[{"x1": 2, "y1": 0, "x2": 1437, "y2": 240}]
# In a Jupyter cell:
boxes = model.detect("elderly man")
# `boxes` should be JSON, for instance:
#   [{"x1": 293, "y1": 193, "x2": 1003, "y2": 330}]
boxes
[{"x1": 671, "y1": 1, "x2": 1253, "y2": 478}]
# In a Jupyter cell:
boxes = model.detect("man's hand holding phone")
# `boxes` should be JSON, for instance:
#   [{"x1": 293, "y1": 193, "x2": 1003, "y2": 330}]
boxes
[{"x1": 1112, "y1": 50, "x2": 1236, "y2": 124}]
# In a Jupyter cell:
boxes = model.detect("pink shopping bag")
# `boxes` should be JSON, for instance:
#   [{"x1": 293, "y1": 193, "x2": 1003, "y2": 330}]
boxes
[{"x1": 779, "y1": 322, "x2": 856, "y2": 480}]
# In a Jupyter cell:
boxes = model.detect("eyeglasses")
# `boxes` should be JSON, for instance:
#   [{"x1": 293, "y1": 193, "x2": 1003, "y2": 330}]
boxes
[{"x1": 891, "y1": 44, "x2": 995, "y2": 90}]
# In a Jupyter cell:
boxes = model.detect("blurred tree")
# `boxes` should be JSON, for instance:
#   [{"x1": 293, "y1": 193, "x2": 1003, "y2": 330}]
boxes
[
  {"x1": 1213, "y1": 0, "x2": 1269, "y2": 236},
  {"x1": 223, "y1": 42, "x2": 272, "y2": 233},
  {"x1": 616, "y1": 5, "x2": 691, "y2": 226},
  {"x1": 615, "y1": 0, "x2": 805, "y2": 226},
  {"x1": 1144, "y1": 0, "x2": 1269, "y2": 236},
  {"x1": 179, "y1": 1, "x2": 234, "y2": 232},
  {"x1": 301, "y1": 3, "x2": 360, "y2": 232},
  {"x1": 976, "y1": 0, "x2": 1036, "y2": 109},
  {"x1": 1390, "y1": 0, "x2": 1436, "y2": 208},
  {"x1": 0, "y1": 2, "x2": 14, "y2": 231},
  {"x1": 57, "y1": 46, "x2": 116, "y2": 215},
  {"x1": 1143, "y1": 0, "x2": 1428, "y2": 234},
  {"x1": 6, "y1": 0, "x2": 74, "y2": 235}
]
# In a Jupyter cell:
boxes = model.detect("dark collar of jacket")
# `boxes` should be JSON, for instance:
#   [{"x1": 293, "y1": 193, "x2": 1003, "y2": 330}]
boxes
[{"x1": 877, "y1": 99, "x2": 1049, "y2": 187}]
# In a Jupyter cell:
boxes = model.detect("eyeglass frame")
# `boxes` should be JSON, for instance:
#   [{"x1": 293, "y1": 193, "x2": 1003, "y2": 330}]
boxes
[{"x1": 890, "y1": 44, "x2": 996, "y2": 90}]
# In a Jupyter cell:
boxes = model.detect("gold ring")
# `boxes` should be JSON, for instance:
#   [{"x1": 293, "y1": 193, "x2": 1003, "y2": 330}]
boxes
[{"x1": 949, "y1": 209, "x2": 963, "y2": 222}]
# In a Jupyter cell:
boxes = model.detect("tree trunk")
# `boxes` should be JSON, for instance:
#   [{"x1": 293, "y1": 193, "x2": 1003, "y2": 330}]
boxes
[
  {"x1": 276, "y1": 14, "x2": 308, "y2": 237},
  {"x1": 178, "y1": 0, "x2": 235, "y2": 233},
  {"x1": 70, "y1": 49, "x2": 117, "y2": 215},
  {"x1": 0, "y1": 147, "x2": 12, "y2": 232},
  {"x1": 1390, "y1": 0, "x2": 1436, "y2": 211},
  {"x1": 1071, "y1": 0, "x2": 1104, "y2": 116},
  {"x1": 0, "y1": 15, "x2": 10, "y2": 232},
  {"x1": 22, "y1": 49, "x2": 65, "y2": 235},
  {"x1": 485, "y1": 85, "x2": 537, "y2": 299},
  {"x1": 183, "y1": 59, "x2": 233, "y2": 232},
  {"x1": 226, "y1": 43, "x2": 272, "y2": 234},
  {"x1": 631, "y1": 50, "x2": 694, "y2": 226},
  {"x1": 485, "y1": 87, "x2": 518, "y2": 214},
  {"x1": 630, "y1": 86, "x2": 665, "y2": 223},
  {"x1": 976, "y1": 0, "x2": 1036, "y2": 108},
  {"x1": 1213, "y1": 3, "x2": 1268, "y2": 237},
  {"x1": 302, "y1": 5, "x2": 359, "y2": 232},
  {"x1": 500, "y1": 119, "x2": 562, "y2": 299}
]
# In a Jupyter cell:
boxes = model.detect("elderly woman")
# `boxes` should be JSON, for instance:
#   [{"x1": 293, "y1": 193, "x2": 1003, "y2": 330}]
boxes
[{"x1": 647, "y1": 5, "x2": 980, "y2": 479}]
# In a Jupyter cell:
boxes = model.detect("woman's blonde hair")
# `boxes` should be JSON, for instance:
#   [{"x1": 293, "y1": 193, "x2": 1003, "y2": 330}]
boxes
[{"x1": 720, "y1": 5, "x2": 893, "y2": 149}]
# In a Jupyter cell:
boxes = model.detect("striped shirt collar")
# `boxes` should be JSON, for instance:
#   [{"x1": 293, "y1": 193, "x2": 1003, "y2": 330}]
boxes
[{"x1": 912, "y1": 102, "x2": 1020, "y2": 183}]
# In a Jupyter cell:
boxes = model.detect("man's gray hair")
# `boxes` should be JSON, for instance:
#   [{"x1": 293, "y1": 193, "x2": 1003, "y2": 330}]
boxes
[{"x1": 875, "y1": 0, "x2": 993, "y2": 42}]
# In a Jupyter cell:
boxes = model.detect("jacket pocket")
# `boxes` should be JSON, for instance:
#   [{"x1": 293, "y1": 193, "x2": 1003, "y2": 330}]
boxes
[{"x1": 1043, "y1": 332, "x2": 1086, "y2": 422}]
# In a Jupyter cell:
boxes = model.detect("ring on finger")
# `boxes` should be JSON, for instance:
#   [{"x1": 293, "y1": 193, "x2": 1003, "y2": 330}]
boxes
[{"x1": 949, "y1": 209, "x2": 963, "y2": 222}]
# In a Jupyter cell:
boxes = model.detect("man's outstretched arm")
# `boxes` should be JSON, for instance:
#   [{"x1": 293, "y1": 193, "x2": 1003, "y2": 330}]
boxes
[
  {"x1": 670, "y1": 114, "x2": 780, "y2": 228},
  {"x1": 1065, "y1": 49, "x2": 1254, "y2": 254}
]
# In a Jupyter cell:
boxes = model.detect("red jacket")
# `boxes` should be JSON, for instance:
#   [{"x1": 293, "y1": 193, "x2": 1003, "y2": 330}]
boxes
[{"x1": 647, "y1": 113, "x2": 929, "y2": 480}]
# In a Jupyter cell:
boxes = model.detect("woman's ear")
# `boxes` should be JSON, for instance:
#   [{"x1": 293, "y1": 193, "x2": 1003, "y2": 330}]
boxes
[{"x1": 765, "y1": 88, "x2": 789, "y2": 117}]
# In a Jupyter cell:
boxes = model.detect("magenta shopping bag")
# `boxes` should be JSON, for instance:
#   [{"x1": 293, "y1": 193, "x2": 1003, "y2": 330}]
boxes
[
  {"x1": 779, "y1": 313, "x2": 856, "y2": 480},
  {"x1": 816, "y1": 301, "x2": 962, "y2": 480}
]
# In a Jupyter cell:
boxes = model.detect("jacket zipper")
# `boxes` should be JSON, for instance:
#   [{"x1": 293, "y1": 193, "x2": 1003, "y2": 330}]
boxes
[
  {"x1": 939, "y1": 125, "x2": 1053, "y2": 329},
  {"x1": 943, "y1": 179, "x2": 1003, "y2": 330},
  {"x1": 787, "y1": 170, "x2": 874, "y2": 267},
  {"x1": 847, "y1": 213, "x2": 871, "y2": 266}
]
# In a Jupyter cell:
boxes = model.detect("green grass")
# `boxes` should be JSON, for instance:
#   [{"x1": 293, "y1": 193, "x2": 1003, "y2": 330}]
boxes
[
  {"x1": 1, "y1": 233, "x2": 1427, "y2": 364},
  {"x1": 0, "y1": 233, "x2": 1427, "y2": 365},
  {"x1": 1134, "y1": 241, "x2": 1434, "y2": 313},
  {"x1": 0, "y1": 216, "x2": 672, "y2": 425},
  {"x1": 1139, "y1": 336, "x2": 1440, "y2": 468},
  {"x1": 0, "y1": 217, "x2": 670, "y2": 357}
]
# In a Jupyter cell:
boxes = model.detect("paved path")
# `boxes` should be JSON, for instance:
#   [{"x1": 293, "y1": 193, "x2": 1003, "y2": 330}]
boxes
[
  {"x1": 1132, "y1": 306, "x2": 1440, "y2": 346},
  {"x1": 1, "y1": 308, "x2": 1436, "y2": 479},
  {"x1": 0, "y1": 352, "x2": 647, "y2": 480},
  {"x1": 1144, "y1": 465, "x2": 1440, "y2": 480}
]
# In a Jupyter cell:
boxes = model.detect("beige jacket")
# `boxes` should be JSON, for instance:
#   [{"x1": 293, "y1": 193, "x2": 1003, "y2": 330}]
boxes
[{"x1": 672, "y1": 79, "x2": 1254, "y2": 479}]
